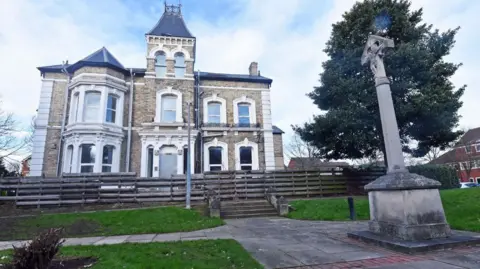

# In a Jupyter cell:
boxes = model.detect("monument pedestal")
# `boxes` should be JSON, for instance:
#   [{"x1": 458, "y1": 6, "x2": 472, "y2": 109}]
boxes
[
  {"x1": 366, "y1": 172, "x2": 451, "y2": 241},
  {"x1": 348, "y1": 172, "x2": 480, "y2": 253}
]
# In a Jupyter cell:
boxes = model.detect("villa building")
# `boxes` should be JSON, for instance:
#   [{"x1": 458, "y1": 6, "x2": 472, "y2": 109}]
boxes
[{"x1": 30, "y1": 4, "x2": 284, "y2": 177}]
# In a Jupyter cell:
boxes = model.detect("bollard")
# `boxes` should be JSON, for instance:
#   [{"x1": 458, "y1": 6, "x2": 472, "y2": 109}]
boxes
[{"x1": 347, "y1": 196, "x2": 356, "y2": 220}]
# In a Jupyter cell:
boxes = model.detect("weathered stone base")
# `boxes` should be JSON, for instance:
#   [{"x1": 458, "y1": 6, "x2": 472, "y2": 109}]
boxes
[
  {"x1": 348, "y1": 230, "x2": 480, "y2": 254},
  {"x1": 368, "y1": 220, "x2": 451, "y2": 241},
  {"x1": 366, "y1": 172, "x2": 451, "y2": 241}
]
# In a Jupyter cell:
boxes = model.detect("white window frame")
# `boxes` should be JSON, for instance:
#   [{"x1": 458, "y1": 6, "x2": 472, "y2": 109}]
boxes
[
  {"x1": 155, "y1": 51, "x2": 167, "y2": 78},
  {"x1": 174, "y1": 52, "x2": 186, "y2": 78},
  {"x1": 204, "y1": 138, "x2": 228, "y2": 171},
  {"x1": 156, "y1": 87, "x2": 183, "y2": 123},
  {"x1": 202, "y1": 94, "x2": 226, "y2": 124},
  {"x1": 465, "y1": 145, "x2": 472, "y2": 154},
  {"x1": 102, "y1": 145, "x2": 115, "y2": 172},
  {"x1": 476, "y1": 177, "x2": 480, "y2": 184},
  {"x1": 476, "y1": 144, "x2": 480, "y2": 153},
  {"x1": 83, "y1": 91, "x2": 101, "y2": 122},
  {"x1": 69, "y1": 92, "x2": 79, "y2": 124},
  {"x1": 233, "y1": 96, "x2": 256, "y2": 126},
  {"x1": 105, "y1": 94, "x2": 118, "y2": 124},
  {"x1": 161, "y1": 95, "x2": 177, "y2": 123},
  {"x1": 235, "y1": 138, "x2": 259, "y2": 171},
  {"x1": 79, "y1": 144, "x2": 96, "y2": 173}
]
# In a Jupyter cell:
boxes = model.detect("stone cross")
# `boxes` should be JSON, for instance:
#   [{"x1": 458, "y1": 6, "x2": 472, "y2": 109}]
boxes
[{"x1": 361, "y1": 35, "x2": 406, "y2": 174}]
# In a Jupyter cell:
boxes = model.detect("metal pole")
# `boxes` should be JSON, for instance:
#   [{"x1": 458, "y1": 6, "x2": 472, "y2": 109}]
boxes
[{"x1": 186, "y1": 102, "x2": 191, "y2": 209}]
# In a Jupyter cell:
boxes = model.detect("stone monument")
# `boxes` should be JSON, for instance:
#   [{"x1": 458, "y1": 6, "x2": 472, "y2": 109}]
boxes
[{"x1": 359, "y1": 35, "x2": 451, "y2": 241}]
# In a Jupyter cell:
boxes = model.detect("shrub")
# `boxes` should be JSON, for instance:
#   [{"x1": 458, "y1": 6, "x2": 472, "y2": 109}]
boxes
[
  {"x1": 408, "y1": 164, "x2": 459, "y2": 189},
  {"x1": 7, "y1": 228, "x2": 64, "y2": 269}
]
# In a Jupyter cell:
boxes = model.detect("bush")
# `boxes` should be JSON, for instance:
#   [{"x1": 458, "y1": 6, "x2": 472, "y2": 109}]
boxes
[
  {"x1": 408, "y1": 164, "x2": 459, "y2": 189},
  {"x1": 7, "y1": 228, "x2": 64, "y2": 269}
]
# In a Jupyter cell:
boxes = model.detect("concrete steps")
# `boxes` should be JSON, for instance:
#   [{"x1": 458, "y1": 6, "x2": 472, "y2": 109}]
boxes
[{"x1": 221, "y1": 200, "x2": 278, "y2": 219}]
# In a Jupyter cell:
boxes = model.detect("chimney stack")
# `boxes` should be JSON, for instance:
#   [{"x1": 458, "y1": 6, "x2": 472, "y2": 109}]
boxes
[{"x1": 249, "y1": 62, "x2": 258, "y2": 76}]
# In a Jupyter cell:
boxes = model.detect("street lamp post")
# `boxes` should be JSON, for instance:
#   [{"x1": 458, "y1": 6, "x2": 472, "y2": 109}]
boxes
[{"x1": 186, "y1": 102, "x2": 192, "y2": 209}]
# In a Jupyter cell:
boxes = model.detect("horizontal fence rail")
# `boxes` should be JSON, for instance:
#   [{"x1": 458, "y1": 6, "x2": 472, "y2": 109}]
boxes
[{"x1": 0, "y1": 169, "x2": 385, "y2": 208}]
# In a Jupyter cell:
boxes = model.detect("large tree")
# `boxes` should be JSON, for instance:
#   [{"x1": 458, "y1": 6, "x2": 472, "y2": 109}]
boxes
[{"x1": 295, "y1": 0, "x2": 464, "y2": 164}]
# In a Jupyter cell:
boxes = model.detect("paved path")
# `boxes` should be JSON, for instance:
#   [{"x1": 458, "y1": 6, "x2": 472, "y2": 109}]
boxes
[{"x1": 1, "y1": 217, "x2": 479, "y2": 269}]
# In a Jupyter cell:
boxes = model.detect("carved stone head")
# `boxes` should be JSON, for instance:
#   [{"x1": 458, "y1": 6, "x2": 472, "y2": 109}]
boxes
[{"x1": 361, "y1": 35, "x2": 395, "y2": 65}]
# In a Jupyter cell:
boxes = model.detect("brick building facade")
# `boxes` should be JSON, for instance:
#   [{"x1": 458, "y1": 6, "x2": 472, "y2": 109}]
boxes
[
  {"x1": 30, "y1": 4, "x2": 285, "y2": 177},
  {"x1": 430, "y1": 127, "x2": 480, "y2": 183}
]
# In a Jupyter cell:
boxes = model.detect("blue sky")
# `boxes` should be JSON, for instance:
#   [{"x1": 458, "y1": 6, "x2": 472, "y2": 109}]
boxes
[{"x1": 0, "y1": 0, "x2": 479, "y2": 161}]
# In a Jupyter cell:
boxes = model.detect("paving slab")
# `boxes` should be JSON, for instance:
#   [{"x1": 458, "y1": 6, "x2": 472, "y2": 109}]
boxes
[
  {"x1": 284, "y1": 249, "x2": 344, "y2": 265},
  {"x1": 152, "y1": 233, "x2": 181, "y2": 242},
  {"x1": 180, "y1": 230, "x2": 207, "y2": 239},
  {"x1": 331, "y1": 250, "x2": 387, "y2": 261},
  {"x1": 126, "y1": 234, "x2": 156, "y2": 243},
  {"x1": 432, "y1": 253, "x2": 480, "y2": 269},
  {"x1": 373, "y1": 260, "x2": 465, "y2": 269},
  {"x1": 93, "y1": 235, "x2": 129, "y2": 245},
  {"x1": 62, "y1": 237, "x2": 104, "y2": 246}
]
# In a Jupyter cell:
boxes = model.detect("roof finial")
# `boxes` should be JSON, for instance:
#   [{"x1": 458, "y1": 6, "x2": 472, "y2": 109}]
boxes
[{"x1": 164, "y1": 0, "x2": 182, "y2": 15}]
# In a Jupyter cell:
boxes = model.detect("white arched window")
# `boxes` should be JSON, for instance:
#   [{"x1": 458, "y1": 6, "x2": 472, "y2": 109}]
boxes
[
  {"x1": 204, "y1": 138, "x2": 228, "y2": 171},
  {"x1": 83, "y1": 92, "x2": 101, "y2": 122},
  {"x1": 161, "y1": 95, "x2": 177, "y2": 122},
  {"x1": 174, "y1": 52, "x2": 185, "y2": 78},
  {"x1": 155, "y1": 51, "x2": 167, "y2": 78},
  {"x1": 156, "y1": 88, "x2": 183, "y2": 123},
  {"x1": 233, "y1": 96, "x2": 256, "y2": 127},
  {"x1": 235, "y1": 138, "x2": 259, "y2": 171},
  {"x1": 203, "y1": 94, "x2": 226, "y2": 125}
]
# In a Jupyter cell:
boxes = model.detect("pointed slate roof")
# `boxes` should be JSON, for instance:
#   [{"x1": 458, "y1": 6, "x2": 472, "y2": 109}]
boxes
[
  {"x1": 147, "y1": 4, "x2": 194, "y2": 38},
  {"x1": 65, "y1": 47, "x2": 127, "y2": 74}
]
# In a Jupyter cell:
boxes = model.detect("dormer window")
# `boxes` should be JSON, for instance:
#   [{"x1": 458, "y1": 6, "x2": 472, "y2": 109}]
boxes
[
  {"x1": 155, "y1": 51, "x2": 167, "y2": 78},
  {"x1": 174, "y1": 52, "x2": 185, "y2": 78}
]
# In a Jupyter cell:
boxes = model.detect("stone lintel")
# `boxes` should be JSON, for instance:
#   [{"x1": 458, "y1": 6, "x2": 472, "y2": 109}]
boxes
[{"x1": 365, "y1": 172, "x2": 441, "y2": 191}]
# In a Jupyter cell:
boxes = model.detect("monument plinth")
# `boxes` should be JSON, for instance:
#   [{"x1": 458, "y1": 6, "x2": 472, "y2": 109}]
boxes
[{"x1": 356, "y1": 35, "x2": 451, "y2": 241}]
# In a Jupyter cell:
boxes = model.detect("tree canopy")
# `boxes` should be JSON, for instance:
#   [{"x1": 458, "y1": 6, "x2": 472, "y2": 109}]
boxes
[{"x1": 294, "y1": 0, "x2": 465, "y2": 162}]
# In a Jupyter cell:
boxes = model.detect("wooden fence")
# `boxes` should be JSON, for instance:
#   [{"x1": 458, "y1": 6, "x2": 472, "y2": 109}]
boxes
[{"x1": 0, "y1": 168, "x2": 385, "y2": 208}]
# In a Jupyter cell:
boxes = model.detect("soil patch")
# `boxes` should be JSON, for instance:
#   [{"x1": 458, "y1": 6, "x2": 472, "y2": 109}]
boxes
[
  {"x1": 0, "y1": 257, "x2": 97, "y2": 269},
  {"x1": 49, "y1": 257, "x2": 97, "y2": 269}
]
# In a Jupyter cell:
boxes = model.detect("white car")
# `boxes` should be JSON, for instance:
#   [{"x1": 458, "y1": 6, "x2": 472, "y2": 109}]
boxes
[{"x1": 460, "y1": 182, "x2": 479, "y2": 188}]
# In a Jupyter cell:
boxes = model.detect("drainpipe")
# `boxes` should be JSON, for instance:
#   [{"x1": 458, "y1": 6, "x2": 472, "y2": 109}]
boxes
[
  {"x1": 56, "y1": 62, "x2": 71, "y2": 177},
  {"x1": 126, "y1": 68, "x2": 134, "y2": 172},
  {"x1": 197, "y1": 70, "x2": 204, "y2": 173}
]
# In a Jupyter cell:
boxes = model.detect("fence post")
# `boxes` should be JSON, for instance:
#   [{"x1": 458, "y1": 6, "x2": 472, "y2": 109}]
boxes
[
  {"x1": 306, "y1": 170, "x2": 309, "y2": 198},
  {"x1": 134, "y1": 177, "x2": 138, "y2": 203},
  {"x1": 59, "y1": 176, "x2": 63, "y2": 207},
  {"x1": 170, "y1": 177, "x2": 174, "y2": 202},
  {"x1": 244, "y1": 170, "x2": 247, "y2": 201},
  {"x1": 82, "y1": 176, "x2": 86, "y2": 207},
  {"x1": 15, "y1": 176, "x2": 19, "y2": 208},
  {"x1": 318, "y1": 171, "x2": 323, "y2": 197},
  {"x1": 37, "y1": 178, "x2": 43, "y2": 209}
]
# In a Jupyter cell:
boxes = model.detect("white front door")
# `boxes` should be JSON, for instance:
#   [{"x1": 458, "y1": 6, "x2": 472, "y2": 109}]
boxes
[{"x1": 159, "y1": 146, "x2": 177, "y2": 178}]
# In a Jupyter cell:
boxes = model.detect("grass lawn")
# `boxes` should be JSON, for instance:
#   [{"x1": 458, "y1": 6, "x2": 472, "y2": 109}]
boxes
[
  {"x1": 0, "y1": 206, "x2": 224, "y2": 241},
  {"x1": 0, "y1": 239, "x2": 263, "y2": 269},
  {"x1": 288, "y1": 188, "x2": 480, "y2": 232}
]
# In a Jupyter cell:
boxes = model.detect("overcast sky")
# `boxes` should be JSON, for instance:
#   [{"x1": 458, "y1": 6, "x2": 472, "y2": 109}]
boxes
[{"x1": 0, "y1": 0, "x2": 478, "y2": 160}]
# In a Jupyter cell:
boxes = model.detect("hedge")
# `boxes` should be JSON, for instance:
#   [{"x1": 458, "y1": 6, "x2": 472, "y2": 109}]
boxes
[{"x1": 408, "y1": 164, "x2": 459, "y2": 189}]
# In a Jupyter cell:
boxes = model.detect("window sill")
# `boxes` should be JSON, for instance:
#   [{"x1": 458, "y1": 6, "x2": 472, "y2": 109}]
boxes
[
  {"x1": 66, "y1": 122, "x2": 123, "y2": 131},
  {"x1": 142, "y1": 122, "x2": 195, "y2": 127}
]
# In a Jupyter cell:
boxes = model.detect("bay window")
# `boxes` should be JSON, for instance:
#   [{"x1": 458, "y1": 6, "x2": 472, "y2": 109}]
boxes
[
  {"x1": 83, "y1": 92, "x2": 101, "y2": 122},
  {"x1": 80, "y1": 144, "x2": 96, "y2": 173},
  {"x1": 102, "y1": 145, "x2": 114, "y2": 172},
  {"x1": 106, "y1": 94, "x2": 117, "y2": 123}
]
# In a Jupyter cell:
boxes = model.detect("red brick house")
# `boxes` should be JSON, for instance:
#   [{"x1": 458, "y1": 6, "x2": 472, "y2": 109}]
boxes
[
  {"x1": 21, "y1": 156, "x2": 31, "y2": 177},
  {"x1": 430, "y1": 127, "x2": 480, "y2": 183},
  {"x1": 287, "y1": 158, "x2": 350, "y2": 170}
]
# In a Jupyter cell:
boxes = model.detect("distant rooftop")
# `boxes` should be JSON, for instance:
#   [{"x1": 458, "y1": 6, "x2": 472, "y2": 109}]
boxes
[{"x1": 147, "y1": 3, "x2": 194, "y2": 38}]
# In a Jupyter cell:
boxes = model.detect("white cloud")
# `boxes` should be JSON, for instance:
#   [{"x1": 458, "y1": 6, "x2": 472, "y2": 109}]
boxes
[{"x1": 0, "y1": 0, "x2": 477, "y2": 163}]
